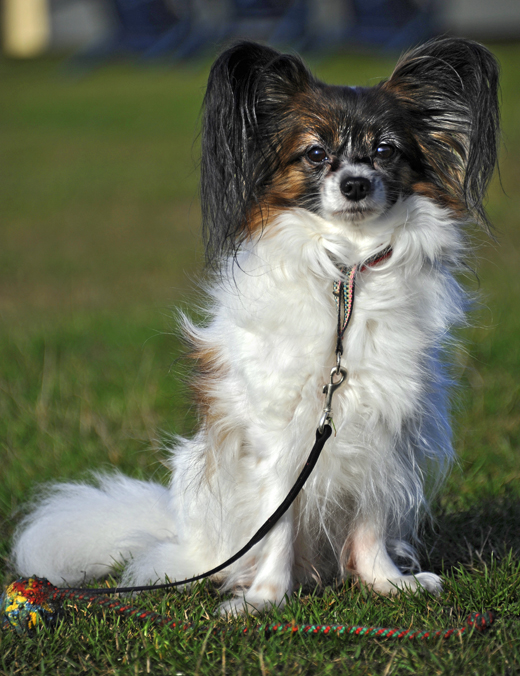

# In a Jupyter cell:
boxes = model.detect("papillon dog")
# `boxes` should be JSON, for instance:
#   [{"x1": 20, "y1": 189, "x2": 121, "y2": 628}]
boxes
[{"x1": 13, "y1": 37, "x2": 500, "y2": 615}]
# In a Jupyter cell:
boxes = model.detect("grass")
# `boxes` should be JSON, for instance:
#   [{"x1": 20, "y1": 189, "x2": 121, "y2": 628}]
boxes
[{"x1": 1, "y1": 43, "x2": 520, "y2": 674}]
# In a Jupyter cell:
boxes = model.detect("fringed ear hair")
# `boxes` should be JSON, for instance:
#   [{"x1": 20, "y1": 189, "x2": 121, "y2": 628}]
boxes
[
  {"x1": 201, "y1": 42, "x2": 311, "y2": 264},
  {"x1": 382, "y1": 37, "x2": 500, "y2": 229}
]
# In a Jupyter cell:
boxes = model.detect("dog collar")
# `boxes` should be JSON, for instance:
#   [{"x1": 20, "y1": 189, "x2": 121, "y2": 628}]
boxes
[{"x1": 333, "y1": 245, "x2": 393, "y2": 357}]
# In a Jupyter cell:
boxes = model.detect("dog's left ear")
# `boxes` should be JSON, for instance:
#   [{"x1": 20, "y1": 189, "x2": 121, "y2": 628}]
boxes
[
  {"x1": 382, "y1": 37, "x2": 500, "y2": 228},
  {"x1": 201, "y1": 42, "x2": 312, "y2": 262}
]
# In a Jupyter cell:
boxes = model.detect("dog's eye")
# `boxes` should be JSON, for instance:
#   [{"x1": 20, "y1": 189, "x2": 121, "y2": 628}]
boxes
[
  {"x1": 306, "y1": 146, "x2": 329, "y2": 164},
  {"x1": 375, "y1": 143, "x2": 395, "y2": 160}
]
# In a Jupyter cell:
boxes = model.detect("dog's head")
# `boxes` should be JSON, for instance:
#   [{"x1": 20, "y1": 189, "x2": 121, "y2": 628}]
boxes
[{"x1": 201, "y1": 39, "x2": 500, "y2": 261}]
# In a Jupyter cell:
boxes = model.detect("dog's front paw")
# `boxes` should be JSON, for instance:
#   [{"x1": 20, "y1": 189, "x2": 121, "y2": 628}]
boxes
[
  {"x1": 410, "y1": 572, "x2": 443, "y2": 594},
  {"x1": 371, "y1": 572, "x2": 442, "y2": 595},
  {"x1": 219, "y1": 597, "x2": 254, "y2": 616},
  {"x1": 219, "y1": 588, "x2": 288, "y2": 616}
]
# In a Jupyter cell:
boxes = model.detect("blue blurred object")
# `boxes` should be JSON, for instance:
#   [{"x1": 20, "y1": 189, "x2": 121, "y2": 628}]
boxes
[
  {"x1": 74, "y1": 0, "x2": 439, "y2": 63},
  {"x1": 346, "y1": 0, "x2": 438, "y2": 50},
  {"x1": 226, "y1": 0, "x2": 305, "y2": 45},
  {"x1": 112, "y1": 0, "x2": 177, "y2": 51},
  {"x1": 232, "y1": 0, "x2": 290, "y2": 19},
  {"x1": 148, "y1": 0, "x2": 309, "y2": 61},
  {"x1": 76, "y1": 0, "x2": 190, "y2": 59}
]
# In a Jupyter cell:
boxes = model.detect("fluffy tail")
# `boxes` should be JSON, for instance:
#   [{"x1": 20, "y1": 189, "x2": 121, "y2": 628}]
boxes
[{"x1": 12, "y1": 474, "x2": 176, "y2": 586}]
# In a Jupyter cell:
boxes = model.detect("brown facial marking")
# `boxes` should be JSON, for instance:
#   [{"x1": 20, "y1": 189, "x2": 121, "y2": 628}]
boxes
[
  {"x1": 412, "y1": 180, "x2": 467, "y2": 217},
  {"x1": 244, "y1": 84, "x2": 354, "y2": 233},
  {"x1": 266, "y1": 162, "x2": 312, "y2": 208},
  {"x1": 381, "y1": 81, "x2": 469, "y2": 218}
]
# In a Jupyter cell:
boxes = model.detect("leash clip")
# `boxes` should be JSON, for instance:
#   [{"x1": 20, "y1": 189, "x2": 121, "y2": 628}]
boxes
[{"x1": 318, "y1": 365, "x2": 347, "y2": 433}]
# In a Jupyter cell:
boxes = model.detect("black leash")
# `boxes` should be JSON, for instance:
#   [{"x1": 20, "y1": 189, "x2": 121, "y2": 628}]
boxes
[
  {"x1": 70, "y1": 246, "x2": 391, "y2": 597},
  {"x1": 72, "y1": 425, "x2": 333, "y2": 595}
]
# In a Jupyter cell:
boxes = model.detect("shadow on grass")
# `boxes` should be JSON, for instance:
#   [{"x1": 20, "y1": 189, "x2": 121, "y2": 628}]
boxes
[{"x1": 422, "y1": 489, "x2": 520, "y2": 573}]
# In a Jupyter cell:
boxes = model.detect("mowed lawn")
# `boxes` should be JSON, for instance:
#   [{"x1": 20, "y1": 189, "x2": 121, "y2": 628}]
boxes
[{"x1": 1, "y1": 44, "x2": 520, "y2": 674}]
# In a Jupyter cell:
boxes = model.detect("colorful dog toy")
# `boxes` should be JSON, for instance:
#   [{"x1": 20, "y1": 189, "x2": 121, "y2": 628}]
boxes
[
  {"x1": 2, "y1": 576, "x2": 495, "y2": 641},
  {"x1": 1, "y1": 577, "x2": 63, "y2": 635}
]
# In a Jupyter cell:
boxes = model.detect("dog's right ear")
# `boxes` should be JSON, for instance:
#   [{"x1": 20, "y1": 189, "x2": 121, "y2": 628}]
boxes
[
  {"x1": 201, "y1": 42, "x2": 311, "y2": 263},
  {"x1": 382, "y1": 37, "x2": 500, "y2": 230}
]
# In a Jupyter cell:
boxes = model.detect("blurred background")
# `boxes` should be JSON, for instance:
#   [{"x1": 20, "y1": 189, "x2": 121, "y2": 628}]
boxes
[
  {"x1": 1, "y1": 0, "x2": 520, "y2": 576},
  {"x1": 3, "y1": 0, "x2": 520, "y2": 59}
]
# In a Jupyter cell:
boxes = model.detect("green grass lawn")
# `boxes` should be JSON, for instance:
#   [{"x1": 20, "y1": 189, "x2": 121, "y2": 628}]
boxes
[{"x1": 1, "y1": 44, "x2": 520, "y2": 674}]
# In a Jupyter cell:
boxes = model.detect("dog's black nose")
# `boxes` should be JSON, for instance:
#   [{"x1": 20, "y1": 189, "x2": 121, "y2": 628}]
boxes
[{"x1": 340, "y1": 176, "x2": 371, "y2": 201}]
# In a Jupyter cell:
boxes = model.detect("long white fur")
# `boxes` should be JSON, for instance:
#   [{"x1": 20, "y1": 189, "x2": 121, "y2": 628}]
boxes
[{"x1": 13, "y1": 194, "x2": 466, "y2": 613}]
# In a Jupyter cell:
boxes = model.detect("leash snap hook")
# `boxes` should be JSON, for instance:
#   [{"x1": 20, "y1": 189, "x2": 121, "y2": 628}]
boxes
[{"x1": 318, "y1": 365, "x2": 347, "y2": 433}]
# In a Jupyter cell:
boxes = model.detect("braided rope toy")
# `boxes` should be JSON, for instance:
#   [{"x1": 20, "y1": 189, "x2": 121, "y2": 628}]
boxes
[{"x1": 2, "y1": 576, "x2": 494, "y2": 640}]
